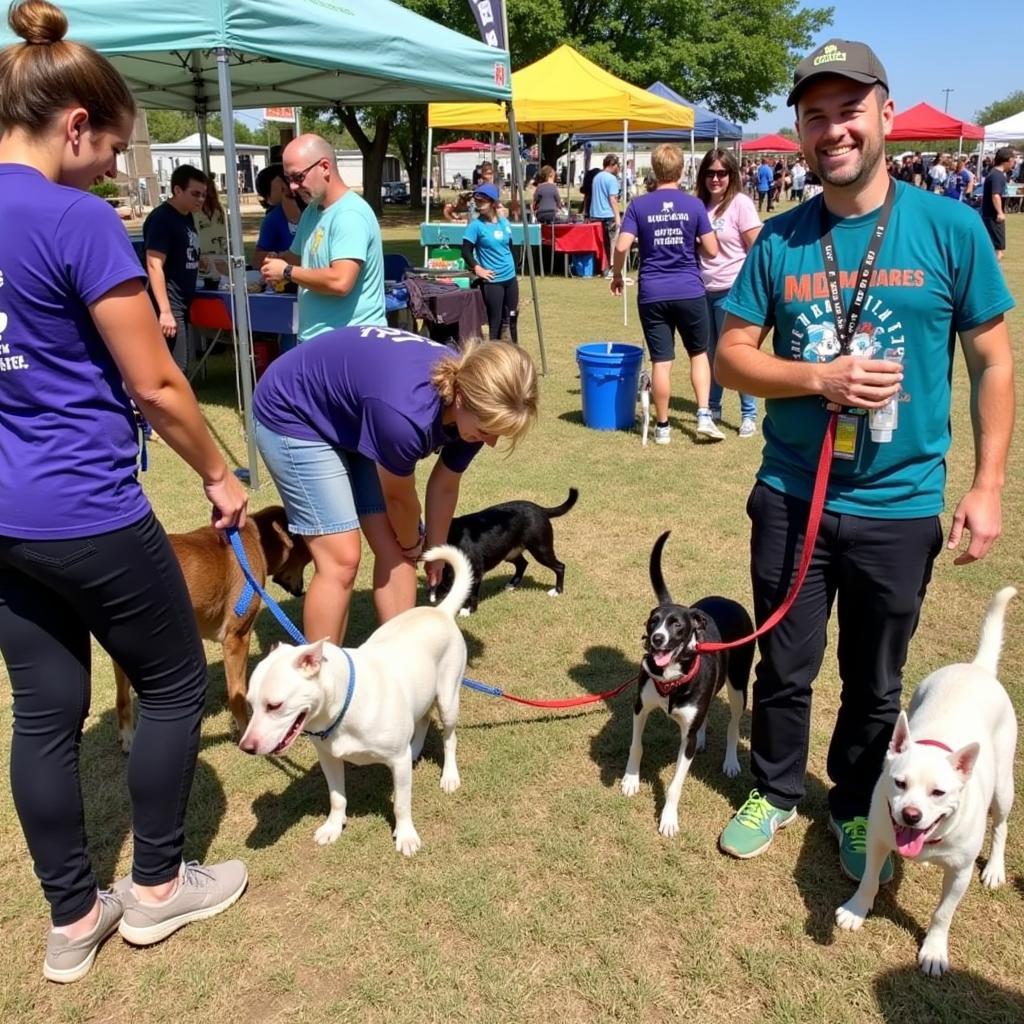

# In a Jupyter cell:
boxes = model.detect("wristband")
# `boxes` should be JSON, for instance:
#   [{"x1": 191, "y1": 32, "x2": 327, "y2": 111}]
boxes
[{"x1": 283, "y1": 263, "x2": 293, "y2": 281}]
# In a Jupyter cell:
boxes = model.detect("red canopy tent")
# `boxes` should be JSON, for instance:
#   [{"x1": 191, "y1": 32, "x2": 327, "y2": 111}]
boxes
[
  {"x1": 436, "y1": 138, "x2": 511, "y2": 151},
  {"x1": 741, "y1": 133, "x2": 801, "y2": 153},
  {"x1": 888, "y1": 103, "x2": 983, "y2": 143}
]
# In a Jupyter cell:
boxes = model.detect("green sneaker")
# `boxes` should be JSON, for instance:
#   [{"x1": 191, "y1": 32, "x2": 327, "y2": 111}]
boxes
[
  {"x1": 830, "y1": 816, "x2": 894, "y2": 884},
  {"x1": 719, "y1": 790, "x2": 797, "y2": 859}
]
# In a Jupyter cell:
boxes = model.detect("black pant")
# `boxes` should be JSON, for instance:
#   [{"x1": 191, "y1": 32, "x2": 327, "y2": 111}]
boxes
[
  {"x1": 747, "y1": 482, "x2": 942, "y2": 819},
  {"x1": 0, "y1": 512, "x2": 206, "y2": 925},
  {"x1": 480, "y1": 277, "x2": 519, "y2": 343},
  {"x1": 757, "y1": 190, "x2": 773, "y2": 212}
]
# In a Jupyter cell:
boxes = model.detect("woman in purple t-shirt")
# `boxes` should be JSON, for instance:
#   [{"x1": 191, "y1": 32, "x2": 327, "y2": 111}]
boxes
[
  {"x1": 253, "y1": 328, "x2": 538, "y2": 646},
  {"x1": 0, "y1": 1, "x2": 248, "y2": 983},
  {"x1": 609, "y1": 144, "x2": 722, "y2": 444}
]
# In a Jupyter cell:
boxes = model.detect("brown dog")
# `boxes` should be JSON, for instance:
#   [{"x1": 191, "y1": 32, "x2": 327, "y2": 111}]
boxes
[{"x1": 114, "y1": 505, "x2": 310, "y2": 751}]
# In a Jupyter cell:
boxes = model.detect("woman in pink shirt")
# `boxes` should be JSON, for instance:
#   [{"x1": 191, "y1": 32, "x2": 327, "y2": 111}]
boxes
[{"x1": 696, "y1": 149, "x2": 762, "y2": 437}]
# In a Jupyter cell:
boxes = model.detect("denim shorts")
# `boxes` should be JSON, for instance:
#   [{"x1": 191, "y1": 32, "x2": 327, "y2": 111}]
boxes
[{"x1": 254, "y1": 418, "x2": 385, "y2": 536}]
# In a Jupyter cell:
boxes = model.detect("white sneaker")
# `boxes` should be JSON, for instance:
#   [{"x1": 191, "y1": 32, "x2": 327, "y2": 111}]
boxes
[
  {"x1": 739, "y1": 417, "x2": 757, "y2": 438},
  {"x1": 654, "y1": 424, "x2": 671, "y2": 445},
  {"x1": 696, "y1": 412, "x2": 725, "y2": 441}
]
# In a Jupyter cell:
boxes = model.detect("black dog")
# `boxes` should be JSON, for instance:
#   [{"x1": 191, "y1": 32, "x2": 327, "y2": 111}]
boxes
[
  {"x1": 621, "y1": 530, "x2": 754, "y2": 837},
  {"x1": 429, "y1": 488, "x2": 579, "y2": 615}
]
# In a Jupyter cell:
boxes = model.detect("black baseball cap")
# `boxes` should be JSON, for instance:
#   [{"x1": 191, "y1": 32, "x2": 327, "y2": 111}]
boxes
[{"x1": 787, "y1": 39, "x2": 888, "y2": 107}]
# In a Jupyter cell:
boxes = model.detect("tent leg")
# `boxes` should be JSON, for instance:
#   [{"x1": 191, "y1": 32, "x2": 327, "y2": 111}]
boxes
[
  {"x1": 507, "y1": 106, "x2": 546, "y2": 375},
  {"x1": 215, "y1": 47, "x2": 260, "y2": 490},
  {"x1": 424, "y1": 126, "x2": 433, "y2": 265}
]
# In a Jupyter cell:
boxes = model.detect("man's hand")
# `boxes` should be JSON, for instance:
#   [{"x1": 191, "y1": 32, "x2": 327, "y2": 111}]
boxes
[
  {"x1": 946, "y1": 487, "x2": 1002, "y2": 565},
  {"x1": 996, "y1": 212, "x2": 1006, "y2": 224},
  {"x1": 817, "y1": 355, "x2": 902, "y2": 410},
  {"x1": 609, "y1": 272, "x2": 624, "y2": 296},
  {"x1": 261, "y1": 258, "x2": 289, "y2": 284},
  {"x1": 425, "y1": 560, "x2": 444, "y2": 588},
  {"x1": 158, "y1": 310, "x2": 177, "y2": 338},
  {"x1": 205, "y1": 472, "x2": 249, "y2": 532}
]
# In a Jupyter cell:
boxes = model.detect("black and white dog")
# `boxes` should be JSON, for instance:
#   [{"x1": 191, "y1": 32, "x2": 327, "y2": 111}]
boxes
[
  {"x1": 429, "y1": 488, "x2": 579, "y2": 615},
  {"x1": 621, "y1": 531, "x2": 754, "y2": 837}
]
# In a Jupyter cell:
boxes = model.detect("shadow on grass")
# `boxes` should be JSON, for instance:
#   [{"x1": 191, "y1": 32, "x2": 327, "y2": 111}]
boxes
[
  {"x1": 874, "y1": 965, "x2": 1024, "y2": 1023},
  {"x1": 80, "y1": 706, "x2": 226, "y2": 886}
]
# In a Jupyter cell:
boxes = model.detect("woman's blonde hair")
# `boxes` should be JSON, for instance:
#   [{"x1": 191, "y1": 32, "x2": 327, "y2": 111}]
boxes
[
  {"x1": 431, "y1": 340, "x2": 539, "y2": 449},
  {"x1": 651, "y1": 143, "x2": 683, "y2": 185},
  {"x1": 0, "y1": 1, "x2": 135, "y2": 135}
]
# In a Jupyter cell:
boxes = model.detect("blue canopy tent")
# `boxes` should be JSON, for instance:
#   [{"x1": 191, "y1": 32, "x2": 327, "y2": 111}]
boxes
[
  {"x1": 0, "y1": 0, "x2": 511, "y2": 486},
  {"x1": 574, "y1": 81, "x2": 742, "y2": 187}
]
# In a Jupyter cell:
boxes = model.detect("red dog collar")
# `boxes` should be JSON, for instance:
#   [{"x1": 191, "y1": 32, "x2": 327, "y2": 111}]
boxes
[{"x1": 652, "y1": 654, "x2": 702, "y2": 697}]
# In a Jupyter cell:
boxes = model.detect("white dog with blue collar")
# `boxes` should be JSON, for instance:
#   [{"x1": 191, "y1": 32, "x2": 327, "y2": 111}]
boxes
[{"x1": 239, "y1": 544, "x2": 473, "y2": 856}]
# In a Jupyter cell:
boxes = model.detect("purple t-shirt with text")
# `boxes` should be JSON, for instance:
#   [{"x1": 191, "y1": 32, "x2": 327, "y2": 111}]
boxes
[
  {"x1": 0, "y1": 165, "x2": 150, "y2": 539},
  {"x1": 253, "y1": 326, "x2": 483, "y2": 477},
  {"x1": 621, "y1": 188, "x2": 712, "y2": 303}
]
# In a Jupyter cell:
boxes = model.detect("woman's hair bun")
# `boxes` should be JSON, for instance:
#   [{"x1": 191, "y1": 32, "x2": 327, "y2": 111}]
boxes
[{"x1": 8, "y1": 0, "x2": 69, "y2": 46}]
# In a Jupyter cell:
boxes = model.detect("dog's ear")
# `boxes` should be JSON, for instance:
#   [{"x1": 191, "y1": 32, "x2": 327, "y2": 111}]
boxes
[
  {"x1": 691, "y1": 610, "x2": 710, "y2": 635},
  {"x1": 889, "y1": 711, "x2": 913, "y2": 755},
  {"x1": 294, "y1": 639, "x2": 326, "y2": 677},
  {"x1": 272, "y1": 519, "x2": 295, "y2": 552},
  {"x1": 949, "y1": 742, "x2": 981, "y2": 781}
]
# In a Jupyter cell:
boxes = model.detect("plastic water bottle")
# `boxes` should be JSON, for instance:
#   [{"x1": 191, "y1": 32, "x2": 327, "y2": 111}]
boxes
[{"x1": 869, "y1": 347, "x2": 904, "y2": 443}]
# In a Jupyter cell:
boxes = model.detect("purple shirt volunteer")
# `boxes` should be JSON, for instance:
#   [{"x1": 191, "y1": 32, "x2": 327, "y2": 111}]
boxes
[
  {"x1": 622, "y1": 189, "x2": 712, "y2": 304},
  {"x1": 0, "y1": 165, "x2": 150, "y2": 539},
  {"x1": 252, "y1": 326, "x2": 482, "y2": 477}
]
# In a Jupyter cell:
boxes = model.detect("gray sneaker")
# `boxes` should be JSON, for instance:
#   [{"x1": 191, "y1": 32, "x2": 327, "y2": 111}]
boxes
[
  {"x1": 696, "y1": 412, "x2": 725, "y2": 441},
  {"x1": 118, "y1": 860, "x2": 248, "y2": 946},
  {"x1": 44, "y1": 890, "x2": 123, "y2": 984},
  {"x1": 738, "y1": 417, "x2": 757, "y2": 438}
]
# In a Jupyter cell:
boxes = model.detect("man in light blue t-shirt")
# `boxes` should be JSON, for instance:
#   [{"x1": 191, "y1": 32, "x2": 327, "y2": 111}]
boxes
[
  {"x1": 261, "y1": 134, "x2": 385, "y2": 340},
  {"x1": 714, "y1": 39, "x2": 1014, "y2": 885},
  {"x1": 588, "y1": 154, "x2": 621, "y2": 277}
]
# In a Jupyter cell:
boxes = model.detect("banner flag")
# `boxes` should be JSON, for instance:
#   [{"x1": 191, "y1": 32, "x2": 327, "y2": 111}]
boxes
[{"x1": 467, "y1": 0, "x2": 505, "y2": 51}]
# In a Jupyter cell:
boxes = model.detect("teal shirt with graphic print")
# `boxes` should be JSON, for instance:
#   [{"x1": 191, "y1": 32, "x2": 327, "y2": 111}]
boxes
[
  {"x1": 290, "y1": 190, "x2": 386, "y2": 340},
  {"x1": 724, "y1": 181, "x2": 1013, "y2": 518}
]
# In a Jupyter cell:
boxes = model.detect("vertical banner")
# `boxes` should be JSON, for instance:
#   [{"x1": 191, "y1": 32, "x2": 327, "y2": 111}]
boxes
[{"x1": 467, "y1": 0, "x2": 506, "y2": 50}]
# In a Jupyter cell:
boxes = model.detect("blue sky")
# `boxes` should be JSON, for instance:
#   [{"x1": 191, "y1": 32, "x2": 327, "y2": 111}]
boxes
[{"x1": 747, "y1": 4, "x2": 1017, "y2": 133}]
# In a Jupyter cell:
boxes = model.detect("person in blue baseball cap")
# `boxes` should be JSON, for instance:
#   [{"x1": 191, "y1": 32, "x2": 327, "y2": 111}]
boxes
[{"x1": 461, "y1": 182, "x2": 519, "y2": 343}]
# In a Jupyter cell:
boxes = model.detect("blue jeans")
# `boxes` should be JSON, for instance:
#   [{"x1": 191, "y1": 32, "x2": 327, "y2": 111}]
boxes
[{"x1": 706, "y1": 288, "x2": 757, "y2": 421}]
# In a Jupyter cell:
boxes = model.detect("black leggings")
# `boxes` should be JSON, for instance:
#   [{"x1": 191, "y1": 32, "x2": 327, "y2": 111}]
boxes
[
  {"x1": 0, "y1": 512, "x2": 206, "y2": 925},
  {"x1": 480, "y1": 277, "x2": 519, "y2": 343}
]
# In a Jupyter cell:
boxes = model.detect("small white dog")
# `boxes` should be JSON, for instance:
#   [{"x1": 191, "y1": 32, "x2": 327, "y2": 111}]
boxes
[
  {"x1": 835, "y1": 586, "x2": 1017, "y2": 976},
  {"x1": 239, "y1": 545, "x2": 472, "y2": 857}
]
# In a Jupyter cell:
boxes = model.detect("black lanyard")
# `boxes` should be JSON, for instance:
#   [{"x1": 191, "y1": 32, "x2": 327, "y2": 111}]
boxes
[{"x1": 818, "y1": 180, "x2": 896, "y2": 355}]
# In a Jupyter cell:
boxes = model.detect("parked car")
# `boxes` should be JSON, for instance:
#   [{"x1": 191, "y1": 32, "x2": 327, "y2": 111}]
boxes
[{"x1": 382, "y1": 181, "x2": 410, "y2": 204}]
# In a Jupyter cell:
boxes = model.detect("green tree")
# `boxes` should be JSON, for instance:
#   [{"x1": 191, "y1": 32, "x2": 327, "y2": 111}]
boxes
[
  {"x1": 975, "y1": 90, "x2": 1024, "y2": 127},
  {"x1": 145, "y1": 109, "x2": 194, "y2": 143}
]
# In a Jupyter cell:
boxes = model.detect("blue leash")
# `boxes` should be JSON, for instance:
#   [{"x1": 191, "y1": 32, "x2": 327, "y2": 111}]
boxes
[{"x1": 226, "y1": 526, "x2": 354, "y2": 738}]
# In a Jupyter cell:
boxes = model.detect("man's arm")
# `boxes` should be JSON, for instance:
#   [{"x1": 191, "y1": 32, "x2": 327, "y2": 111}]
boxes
[
  {"x1": 609, "y1": 229, "x2": 635, "y2": 294},
  {"x1": 946, "y1": 314, "x2": 1015, "y2": 564},
  {"x1": 262, "y1": 257, "x2": 360, "y2": 295},
  {"x1": 609, "y1": 193, "x2": 620, "y2": 226},
  {"x1": 992, "y1": 192, "x2": 1005, "y2": 220},
  {"x1": 715, "y1": 314, "x2": 902, "y2": 408},
  {"x1": 144, "y1": 250, "x2": 177, "y2": 338},
  {"x1": 424, "y1": 461, "x2": 463, "y2": 588}
]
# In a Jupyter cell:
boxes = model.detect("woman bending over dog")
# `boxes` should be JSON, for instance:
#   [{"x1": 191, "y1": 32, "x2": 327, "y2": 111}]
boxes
[{"x1": 253, "y1": 327, "x2": 538, "y2": 645}]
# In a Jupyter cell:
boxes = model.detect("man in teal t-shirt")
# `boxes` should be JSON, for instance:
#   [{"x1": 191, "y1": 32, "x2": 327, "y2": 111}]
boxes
[
  {"x1": 261, "y1": 134, "x2": 385, "y2": 340},
  {"x1": 714, "y1": 40, "x2": 1014, "y2": 882}
]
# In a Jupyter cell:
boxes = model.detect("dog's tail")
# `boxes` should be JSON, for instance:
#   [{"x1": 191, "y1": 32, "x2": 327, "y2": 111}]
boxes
[
  {"x1": 973, "y1": 586, "x2": 1017, "y2": 676},
  {"x1": 649, "y1": 530, "x2": 673, "y2": 605},
  {"x1": 543, "y1": 487, "x2": 579, "y2": 518},
  {"x1": 423, "y1": 544, "x2": 474, "y2": 618}
]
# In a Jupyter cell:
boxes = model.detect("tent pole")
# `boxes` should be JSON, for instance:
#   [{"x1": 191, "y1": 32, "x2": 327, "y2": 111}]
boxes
[
  {"x1": 622, "y1": 119, "x2": 628, "y2": 204},
  {"x1": 424, "y1": 125, "x2": 433, "y2": 265},
  {"x1": 507, "y1": 105, "x2": 547, "y2": 374},
  {"x1": 215, "y1": 47, "x2": 260, "y2": 489},
  {"x1": 690, "y1": 128, "x2": 695, "y2": 189}
]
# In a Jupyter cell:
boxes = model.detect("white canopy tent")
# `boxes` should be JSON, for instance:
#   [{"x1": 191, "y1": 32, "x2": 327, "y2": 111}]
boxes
[{"x1": 983, "y1": 110, "x2": 1024, "y2": 146}]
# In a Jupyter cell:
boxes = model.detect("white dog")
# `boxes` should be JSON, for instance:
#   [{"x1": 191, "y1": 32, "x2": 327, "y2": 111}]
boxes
[
  {"x1": 835, "y1": 586, "x2": 1017, "y2": 976},
  {"x1": 238, "y1": 545, "x2": 472, "y2": 857}
]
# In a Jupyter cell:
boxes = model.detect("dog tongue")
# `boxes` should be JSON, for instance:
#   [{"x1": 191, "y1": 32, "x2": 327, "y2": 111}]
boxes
[
  {"x1": 894, "y1": 826, "x2": 927, "y2": 858},
  {"x1": 652, "y1": 651, "x2": 673, "y2": 668}
]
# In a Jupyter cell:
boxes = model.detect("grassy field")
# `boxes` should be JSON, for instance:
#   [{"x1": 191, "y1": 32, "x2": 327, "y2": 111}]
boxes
[{"x1": 0, "y1": 206, "x2": 1022, "y2": 1023}]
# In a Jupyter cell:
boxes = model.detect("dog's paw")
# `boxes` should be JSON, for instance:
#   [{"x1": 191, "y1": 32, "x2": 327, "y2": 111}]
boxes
[
  {"x1": 458, "y1": 607, "x2": 472, "y2": 618},
  {"x1": 546, "y1": 588, "x2": 560, "y2": 598},
  {"x1": 118, "y1": 726, "x2": 134, "y2": 755},
  {"x1": 658, "y1": 809, "x2": 680, "y2": 838},
  {"x1": 980, "y1": 858, "x2": 1006, "y2": 889},
  {"x1": 621, "y1": 773, "x2": 641, "y2": 798},
  {"x1": 439, "y1": 769, "x2": 461, "y2": 794},
  {"x1": 314, "y1": 818, "x2": 346, "y2": 846},
  {"x1": 835, "y1": 900, "x2": 869, "y2": 931},
  {"x1": 394, "y1": 825, "x2": 422, "y2": 857},
  {"x1": 918, "y1": 935, "x2": 951, "y2": 977},
  {"x1": 721, "y1": 753, "x2": 741, "y2": 778}
]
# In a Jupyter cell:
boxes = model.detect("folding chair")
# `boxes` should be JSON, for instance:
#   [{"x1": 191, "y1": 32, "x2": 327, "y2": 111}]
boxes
[
  {"x1": 383, "y1": 252, "x2": 412, "y2": 282},
  {"x1": 188, "y1": 296, "x2": 233, "y2": 383}
]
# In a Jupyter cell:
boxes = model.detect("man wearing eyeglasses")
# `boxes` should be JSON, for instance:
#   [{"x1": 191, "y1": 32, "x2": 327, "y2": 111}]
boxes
[
  {"x1": 143, "y1": 164, "x2": 206, "y2": 372},
  {"x1": 260, "y1": 134, "x2": 385, "y2": 340}
]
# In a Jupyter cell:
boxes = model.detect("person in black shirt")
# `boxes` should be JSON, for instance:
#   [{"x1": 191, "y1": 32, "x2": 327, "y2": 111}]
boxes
[
  {"x1": 981, "y1": 147, "x2": 1018, "y2": 262},
  {"x1": 580, "y1": 165, "x2": 600, "y2": 219},
  {"x1": 143, "y1": 164, "x2": 205, "y2": 371}
]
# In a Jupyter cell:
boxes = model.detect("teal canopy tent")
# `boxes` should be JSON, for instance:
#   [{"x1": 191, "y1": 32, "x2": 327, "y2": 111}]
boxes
[{"x1": 1, "y1": 0, "x2": 511, "y2": 486}]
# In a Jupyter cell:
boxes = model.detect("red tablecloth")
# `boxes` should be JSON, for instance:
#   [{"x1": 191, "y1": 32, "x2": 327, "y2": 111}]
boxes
[{"x1": 540, "y1": 221, "x2": 608, "y2": 272}]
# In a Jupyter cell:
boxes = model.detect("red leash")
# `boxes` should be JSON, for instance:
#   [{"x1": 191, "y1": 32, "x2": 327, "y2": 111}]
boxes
[
  {"x1": 496, "y1": 675, "x2": 638, "y2": 708},
  {"x1": 696, "y1": 413, "x2": 837, "y2": 654}
]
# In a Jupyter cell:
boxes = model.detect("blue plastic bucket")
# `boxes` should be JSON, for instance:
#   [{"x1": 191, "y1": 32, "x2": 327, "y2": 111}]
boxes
[
  {"x1": 575, "y1": 343, "x2": 644, "y2": 431},
  {"x1": 571, "y1": 253, "x2": 595, "y2": 277}
]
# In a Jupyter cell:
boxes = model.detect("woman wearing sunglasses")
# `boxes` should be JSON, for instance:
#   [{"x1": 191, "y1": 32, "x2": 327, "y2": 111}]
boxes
[{"x1": 696, "y1": 149, "x2": 763, "y2": 438}]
